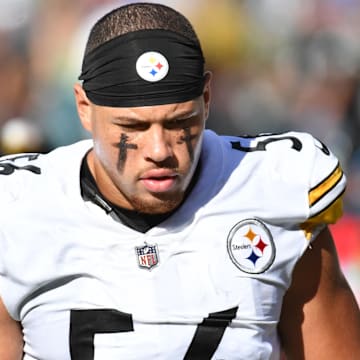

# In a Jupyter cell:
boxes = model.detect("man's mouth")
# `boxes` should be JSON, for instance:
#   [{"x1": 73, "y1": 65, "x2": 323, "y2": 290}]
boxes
[{"x1": 140, "y1": 170, "x2": 178, "y2": 193}]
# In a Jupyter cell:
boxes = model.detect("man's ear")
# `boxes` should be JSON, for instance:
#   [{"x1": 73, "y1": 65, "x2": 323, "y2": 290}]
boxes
[
  {"x1": 74, "y1": 83, "x2": 93, "y2": 133},
  {"x1": 202, "y1": 71, "x2": 212, "y2": 120}
]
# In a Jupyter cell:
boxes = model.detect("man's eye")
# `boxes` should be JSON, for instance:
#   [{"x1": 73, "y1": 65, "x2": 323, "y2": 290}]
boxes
[
  {"x1": 166, "y1": 119, "x2": 189, "y2": 129},
  {"x1": 118, "y1": 124, "x2": 147, "y2": 131}
]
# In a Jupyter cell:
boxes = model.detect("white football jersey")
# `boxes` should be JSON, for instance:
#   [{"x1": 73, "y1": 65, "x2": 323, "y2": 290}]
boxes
[{"x1": 0, "y1": 130, "x2": 345, "y2": 360}]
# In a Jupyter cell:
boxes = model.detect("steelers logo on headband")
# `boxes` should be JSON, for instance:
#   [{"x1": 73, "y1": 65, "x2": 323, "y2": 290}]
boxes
[{"x1": 136, "y1": 51, "x2": 169, "y2": 82}]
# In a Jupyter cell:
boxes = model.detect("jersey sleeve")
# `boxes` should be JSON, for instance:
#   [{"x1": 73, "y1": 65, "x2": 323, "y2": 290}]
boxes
[
  {"x1": 0, "y1": 153, "x2": 40, "y2": 205},
  {"x1": 301, "y1": 136, "x2": 346, "y2": 239}
]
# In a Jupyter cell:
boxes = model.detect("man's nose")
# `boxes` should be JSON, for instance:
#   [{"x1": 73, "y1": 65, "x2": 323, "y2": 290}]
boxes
[{"x1": 144, "y1": 126, "x2": 173, "y2": 162}]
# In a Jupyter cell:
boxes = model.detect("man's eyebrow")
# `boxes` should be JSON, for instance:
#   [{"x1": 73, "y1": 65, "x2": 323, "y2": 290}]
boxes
[
  {"x1": 113, "y1": 116, "x2": 143, "y2": 123},
  {"x1": 113, "y1": 110, "x2": 199, "y2": 123},
  {"x1": 167, "y1": 110, "x2": 199, "y2": 121}
]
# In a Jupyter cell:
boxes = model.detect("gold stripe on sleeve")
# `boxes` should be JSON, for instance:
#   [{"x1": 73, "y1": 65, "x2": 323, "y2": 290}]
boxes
[{"x1": 308, "y1": 164, "x2": 343, "y2": 207}]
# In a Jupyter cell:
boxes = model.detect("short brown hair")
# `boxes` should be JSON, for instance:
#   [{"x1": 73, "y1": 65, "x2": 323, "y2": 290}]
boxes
[{"x1": 84, "y1": 2, "x2": 201, "y2": 56}]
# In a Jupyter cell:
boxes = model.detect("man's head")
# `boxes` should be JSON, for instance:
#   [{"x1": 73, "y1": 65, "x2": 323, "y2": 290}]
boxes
[{"x1": 74, "y1": 2, "x2": 211, "y2": 214}]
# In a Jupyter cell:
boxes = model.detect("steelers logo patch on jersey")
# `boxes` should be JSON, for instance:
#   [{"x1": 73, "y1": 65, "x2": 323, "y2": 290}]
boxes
[
  {"x1": 227, "y1": 219, "x2": 275, "y2": 274},
  {"x1": 136, "y1": 51, "x2": 169, "y2": 82}
]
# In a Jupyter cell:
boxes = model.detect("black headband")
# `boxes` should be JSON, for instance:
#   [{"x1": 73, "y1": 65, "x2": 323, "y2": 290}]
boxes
[{"x1": 79, "y1": 29, "x2": 206, "y2": 107}]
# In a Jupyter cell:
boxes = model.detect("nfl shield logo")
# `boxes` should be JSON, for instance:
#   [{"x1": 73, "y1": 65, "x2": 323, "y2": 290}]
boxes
[{"x1": 135, "y1": 243, "x2": 159, "y2": 270}]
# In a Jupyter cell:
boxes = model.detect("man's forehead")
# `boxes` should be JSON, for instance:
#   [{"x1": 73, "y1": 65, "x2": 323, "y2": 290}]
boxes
[{"x1": 103, "y1": 99, "x2": 202, "y2": 121}]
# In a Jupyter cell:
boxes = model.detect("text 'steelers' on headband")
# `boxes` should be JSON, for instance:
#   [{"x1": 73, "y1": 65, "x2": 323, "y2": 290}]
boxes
[{"x1": 79, "y1": 29, "x2": 206, "y2": 107}]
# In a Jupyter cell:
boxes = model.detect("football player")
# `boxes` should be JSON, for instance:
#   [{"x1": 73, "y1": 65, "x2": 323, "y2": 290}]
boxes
[{"x1": 0, "y1": 3, "x2": 359, "y2": 359}]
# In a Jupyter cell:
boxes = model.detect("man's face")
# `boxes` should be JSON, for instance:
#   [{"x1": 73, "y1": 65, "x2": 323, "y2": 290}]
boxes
[{"x1": 75, "y1": 79, "x2": 211, "y2": 214}]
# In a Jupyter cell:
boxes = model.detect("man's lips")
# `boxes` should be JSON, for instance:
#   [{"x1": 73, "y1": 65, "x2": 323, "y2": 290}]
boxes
[{"x1": 140, "y1": 170, "x2": 178, "y2": 193}]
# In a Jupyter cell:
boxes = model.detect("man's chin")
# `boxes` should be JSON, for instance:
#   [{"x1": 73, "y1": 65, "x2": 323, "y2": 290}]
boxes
[{"x1": 130, "y1": 193, "x2": 183, "y2": 214}]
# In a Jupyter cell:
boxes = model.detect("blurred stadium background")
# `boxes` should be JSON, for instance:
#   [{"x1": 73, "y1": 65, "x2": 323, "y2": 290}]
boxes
[{"x1": 0, "y1": 0, "x2": 359, "y2": 303}]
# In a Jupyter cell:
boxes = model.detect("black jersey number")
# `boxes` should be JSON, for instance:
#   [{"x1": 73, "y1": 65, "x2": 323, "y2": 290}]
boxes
[
  {"x1": 230, "y1": 134, "x2": 332, "y2": 156},
  {"x1": 0, "y1": 154, "x2": 41, "y2": 175},
  {"x1": 69, "y1": 307, "x2": 238, "y2": 360},
  {"x1": 230, "y1": 135, "x2": 303, "y2": 152},
  {"x1": 69, "y1": 309, "x2": 133, "y2": 359}
]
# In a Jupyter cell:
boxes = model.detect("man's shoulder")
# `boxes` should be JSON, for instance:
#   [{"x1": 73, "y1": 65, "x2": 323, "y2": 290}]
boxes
[
  {"x1": 202, "y1": 129, "x2": 339, "y2": 194},
  {"x1": 205, "y1": 129, "x2": 321, "y2": 161},
  {"x1": 203, "y1": 130, "x2": 345, "y2": 225},
  {"x1": 218, "y1": 130, "x2": 338, "y2": 175},
  {"x1": 0, "y1": 140, "x2": 93, "y2": 205}
]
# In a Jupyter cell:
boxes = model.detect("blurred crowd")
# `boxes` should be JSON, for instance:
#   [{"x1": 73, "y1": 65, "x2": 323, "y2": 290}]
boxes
[{"x1": 1, "y1": 0, "x2": 360, "y2": 301}]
